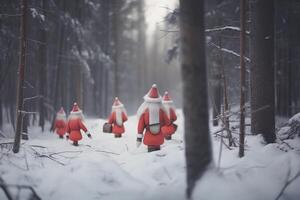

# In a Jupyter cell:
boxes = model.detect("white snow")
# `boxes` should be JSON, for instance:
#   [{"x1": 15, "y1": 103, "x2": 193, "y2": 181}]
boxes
[
  {"x1": 0, "y1": 111, "x2": 300, "y2": 200},
  {"x1": 288, "y1": 113, "x2": 300, "y2": 124},
  {"x1": 30, "y1": 8, "x2": 45, "y2": 21}
]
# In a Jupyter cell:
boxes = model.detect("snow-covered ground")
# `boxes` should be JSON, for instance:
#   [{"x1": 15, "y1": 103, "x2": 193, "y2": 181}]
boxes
[{"x1": 0, "y1": 111, "x2": 300, "y2": 200}]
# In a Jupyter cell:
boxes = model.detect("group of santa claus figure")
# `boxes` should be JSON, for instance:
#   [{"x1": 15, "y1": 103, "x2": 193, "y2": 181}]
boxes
[{"x1": 54, "y1": 84, "x2": 177, "y2": 152}]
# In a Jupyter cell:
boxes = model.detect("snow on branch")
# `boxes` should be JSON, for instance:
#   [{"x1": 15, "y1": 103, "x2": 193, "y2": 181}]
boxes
[
  {"x1": 159, "y1": 29, "x2": 179, "y2": 33},
  {"x1": 72, "y1": 49, "x2": 95, "y2": 85},
  {"x1": 18, "y1": 110, "x2": 38, "y2": 115},
  {"x1": 30, "y1": 8, "x2": 45, "y2": 21},
  {"x1": 209, "y1": 42, "x2": 250, "y2": 62},
  {"x1": 23, "y1": 95, "x2": 42, "y2": 102},
  {"x1": 205, "y1": 26, "x2": 250, "y2": 35}
]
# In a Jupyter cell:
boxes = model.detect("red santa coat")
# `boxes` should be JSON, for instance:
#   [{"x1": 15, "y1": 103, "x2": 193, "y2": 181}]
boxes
[
  {"x1": 138, "y1": 108, "x2": 170, "y2": 146},
  {"x1": 108, "y1": 111, "x2": 128, "y2": 135},
  {"x1": 55, "y1": 119, "x2": 67, "y2": 136},
  {"x1": 162, "y1": 108, "x2": 177, "y2": 137},
  {"x1": 66, "y1": 118, "x2": 88, "y2": 142}
]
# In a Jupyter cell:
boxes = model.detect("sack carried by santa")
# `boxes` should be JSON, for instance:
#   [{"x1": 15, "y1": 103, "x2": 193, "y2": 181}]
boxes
[
  {"x1": 103, "y1": 123, "x2": 112, "y2": 133},
  {"x1": 161, "y1": 123, "x2": 178, "y2": 135}
]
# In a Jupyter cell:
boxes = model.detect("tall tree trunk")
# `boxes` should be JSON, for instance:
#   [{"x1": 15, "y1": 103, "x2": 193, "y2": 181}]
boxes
[
  {"x1": 21, "y1": 101, "x2": 29, "y2": 140},
  {"x1": 212, "y1": 53, "x2": 221, "y2": 127},
  {"x1": 219, "y1": 36, "x2": 234, "y2": 147},
  {"x1": 50, "y1": 0, "x2": 66, "y2": 131},
  {"x1": 137, "y1": 0, "x2": 146, "y2": 98},
  {"x1": 250, "y1": 0, "x2": 276, "y2": 143},
  {"x1": 75, "y1": 65, "x2": 83, "y2": 107},
  {"x1": 13, "y1": 0, "x2": 27, "y2": 153},
  {"x1": 111, "y1": 0, "x2": 121, "y2": 98},
  {"x1": 102, "y1": 0, "x2": 110, "y2": 117},
  {"x1": 212, "y1": 77, "x2": 221, "y2": 127},
  {"x1": 239, "y1": 0, "x2": 246, "y2": 158},
  {"x1": 0, "y1": 97, "x2": 2, "y2": 129},
  {"x1": 38, "y1": 0, "x2": 47, "y2": 132},
  {"x1": 104, "y1": 68, "x2": 109, "y2": 117},
  {"x1": 179, "y1": 0, "x2": 212, "y2": 198}
]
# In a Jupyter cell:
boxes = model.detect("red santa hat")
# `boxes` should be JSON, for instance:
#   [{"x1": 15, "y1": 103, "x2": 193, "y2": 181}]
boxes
[
  {"x1": 112, "y1": 97, "x2": 124, "y2": 109},
  {"x1": 162, "y1": 91, "x2": 173, "y2": 103},
  {"x1": 70, "y1": 102, "x2": 82, "y2": 114},
  {"x1": 58, "y1": 107, "x2": 65, "y2": 114},
  {"x1": 57, "y1": 107, "x2": 66, "y2": 116},
  {"x1": 144, "y1": 84, "x2": 162, "y2": 103}
]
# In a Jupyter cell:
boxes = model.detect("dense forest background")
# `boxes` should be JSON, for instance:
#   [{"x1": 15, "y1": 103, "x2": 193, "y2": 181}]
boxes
[
  {"x1": 0, "y1": 0, "x2": 299, "y2": 137},
  {"x1": 0, "y1": 0, "x2": 181, "y2": 135}
]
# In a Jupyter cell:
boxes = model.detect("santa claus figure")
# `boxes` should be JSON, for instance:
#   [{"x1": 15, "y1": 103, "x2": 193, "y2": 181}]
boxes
[
  {"x1": 55, "y1": 107, "x2": 67, "y2": 139},
  {"x1": 136, "y1": 84, "x2": 170, "y2": 152},
  {"x1": 107, "y1": 97, "x2": 128, "y2": 138},
  {"x1": 66, "y1": 102, "x2": 91, "y2": 146},
  {"x1": 161, "y1": 91, "x2": 177, "y2": 140}
]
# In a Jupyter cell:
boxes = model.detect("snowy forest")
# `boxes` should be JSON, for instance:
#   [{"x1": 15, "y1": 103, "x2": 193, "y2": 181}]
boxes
[{"x1": 0, "y1": 0, "x2": 300, "y2": 199}]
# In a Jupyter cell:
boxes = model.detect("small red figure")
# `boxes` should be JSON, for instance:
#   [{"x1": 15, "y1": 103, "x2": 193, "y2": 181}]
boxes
[
  {"x1": 66, "y1": 102, "x2": 91, "y2": 146},
  {"x1": 55, "y1": 107, "x2": 67, "y2": 139},
  {"x1": 161, "y1": 91, "x2": 177, "y2": 140},
  {"x1": 107, "y1": 97, "x2": 128, "y2": 138},
  {"x1": 136, "y1": 84, "x2": 170, "y2": 152}
]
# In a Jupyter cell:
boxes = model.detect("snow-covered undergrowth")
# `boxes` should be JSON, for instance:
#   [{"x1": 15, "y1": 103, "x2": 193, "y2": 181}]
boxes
[{"x1": 0, "y1": 111, "x2": 300, "y2": 200}]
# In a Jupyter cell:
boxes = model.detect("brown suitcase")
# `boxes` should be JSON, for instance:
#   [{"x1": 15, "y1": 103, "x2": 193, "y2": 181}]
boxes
[{"x1": 103, "y1": 123, "x2": 112, "y2": 133}]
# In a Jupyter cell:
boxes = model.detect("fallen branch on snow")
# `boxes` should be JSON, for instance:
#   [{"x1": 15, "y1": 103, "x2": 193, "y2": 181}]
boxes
[
  {"x1": 94, "y1": 150, "x2": 120, "y2": 155},
  {"x1": 0, "y1": 176, "x2": 42, "y2": 200},
  {"x1": 275, "y1": 163, "x2": 300, "y2": 200},
  {"x1": 29, "y1": 146, "x2": 66, "y2": 166}
]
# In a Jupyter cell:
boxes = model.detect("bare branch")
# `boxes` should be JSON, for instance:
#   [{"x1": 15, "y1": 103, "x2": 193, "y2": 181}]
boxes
[
  {"x1": 18, "y1": 110, "x2": 38, "y2": 115},
  {"x1": 209, "y1": 42, "x2": 251, "y2": 62},
  {"x1": 0, "y1": 13, "x2": 21, "y2": 17},
  {"x1": 94, "y1": 150, "x2": 120, "y2": 155},
  {"x1": 205, "y1": 26, "x2": 250, "y2": 35},
  {"x1": 275, "y1": 164, "x2": 300, "y2": 200}
]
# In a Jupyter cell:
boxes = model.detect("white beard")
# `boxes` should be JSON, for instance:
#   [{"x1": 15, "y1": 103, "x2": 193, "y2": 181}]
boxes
[
  {"x1": 149, "y1": 103, "x2": 160, "y2": 125},
  {"x1": 137, "y1": 102, "x2": 162, "y2": 134},
  {"x1": 68, "y1": 112, "x2": 83, "y2": 120},
  {"x1": 162, "y1": 102, "x2": 175, "y2": 119},
  {"x1": 116, "y1": 109, "x2": 122, "y2": 126},
  {"x1": 56, "y1": 114, "x2": 66, "y2": 121},
  {"x1": 112, "y1": 107, "x2": 126, "y2": 126}
]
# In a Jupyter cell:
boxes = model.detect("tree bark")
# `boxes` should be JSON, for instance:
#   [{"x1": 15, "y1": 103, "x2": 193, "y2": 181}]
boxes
[
  {"x1": 250, "y1": 0, "x2": 276, "y2": 143},
  {"x1": 179, "y1": 0, "x2": 212, "y2": 198},
  {"x1": 137, "y1": 0, "x2": 147, "y2": 97},
  {"x1": 212, "y1": 79, "x2": 221, "y2": 127},
  {"x1": 111, "y1": 0, "x2": 121, "y2": 98},
  {"x1": 50, "y1": 0, "x2": 66, "y2": 131},
  {"x1": 38, "y1": 0, "x2": 47, "y2": 132},
  {"x1": 0, "y1": 97, "x2": 2, "y2": 129},
  {"x1": 13, "y1": 0, "x2": 27, "y2": 153},
  {"x1": 239, "y1": 0, "x2": 246, "y2": 158},
  {"x1": 219, "y1": 36, "x2": 234, "y2": 147}
]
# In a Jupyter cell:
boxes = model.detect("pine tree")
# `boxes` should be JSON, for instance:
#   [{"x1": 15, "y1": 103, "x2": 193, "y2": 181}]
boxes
[
  {"x1": 250, "y1": 0, "x2": 276, "y2": 143},
  {"x1": 239, "y1": 0, "x2": 246, "y2": 158},
  {"x1": 38, "y1": 0, "x2": 47, "y2": 132},
  {"x1": 179, "y1": 0, "x2": 212, "y2": 198},
  {"x1": 13, "y1": 0, "x2": 27, "y2": 153}
]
